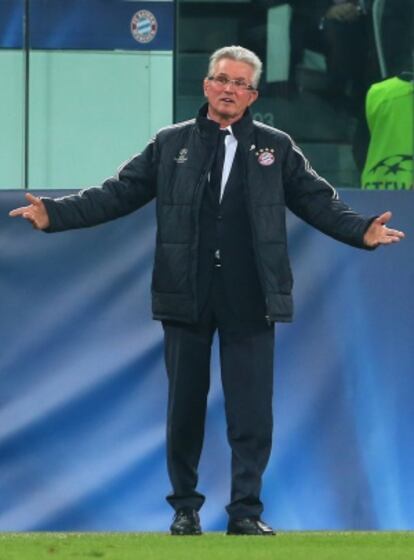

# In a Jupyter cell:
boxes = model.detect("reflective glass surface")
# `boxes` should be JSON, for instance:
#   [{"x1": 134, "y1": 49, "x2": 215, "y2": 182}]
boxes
[{"x1": 175, "y1": 0, "x2": 414, "y2": 189}]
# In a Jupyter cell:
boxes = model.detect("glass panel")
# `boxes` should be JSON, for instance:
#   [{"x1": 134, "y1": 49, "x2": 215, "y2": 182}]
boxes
[
  {"x1": 28, "y1": 0, "x2": 173, "y2": 189},
  {"x1": 175, "y1": 0, "x2": 414, "y2": 189},
  {"x1": 0, "y1": 0, "x2": 24, "y2": 189},
  {"x1": 0, "y1": 0, "x2": 173, "y2": 190},
  {"x1": 28, "y1": 51, "x2": 171, "y2": 189}
]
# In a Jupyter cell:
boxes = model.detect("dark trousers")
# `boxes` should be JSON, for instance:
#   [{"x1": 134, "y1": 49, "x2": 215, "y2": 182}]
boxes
[{"x1": 162, "y1": 267, "x2": 275, "y2": 519}]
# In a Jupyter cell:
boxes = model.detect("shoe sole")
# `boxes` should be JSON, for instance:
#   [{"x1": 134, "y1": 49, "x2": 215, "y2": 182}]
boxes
[
  {"x1": 170, "y1": 531, "x2": 202, "y2": 536},
  {"x1": 226, "y1": 531, "x2": 275, "y2": 536}
]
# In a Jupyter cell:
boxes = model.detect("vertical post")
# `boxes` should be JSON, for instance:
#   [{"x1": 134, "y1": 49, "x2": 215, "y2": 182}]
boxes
[
  {"x1": 173, "y1": 0, "x2": 178, "y2": 123},
  {"x1": 23, "y1": 0, "x2": 30, "y2": 189}
]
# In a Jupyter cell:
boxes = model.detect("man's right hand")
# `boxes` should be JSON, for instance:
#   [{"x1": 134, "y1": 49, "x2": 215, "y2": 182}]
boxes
[{"x1": 9, "y1": 193, "x2": 50, "y2": 230}]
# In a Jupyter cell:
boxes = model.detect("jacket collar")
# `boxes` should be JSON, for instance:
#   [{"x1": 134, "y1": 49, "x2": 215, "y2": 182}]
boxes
[{"x1": 196, "y1": 103, "x2": 254, "y2": 143}]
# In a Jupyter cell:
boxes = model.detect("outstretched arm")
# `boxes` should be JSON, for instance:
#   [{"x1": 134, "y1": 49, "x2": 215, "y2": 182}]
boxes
[
  {"x1": 9, "y1": 193, "x2": 50, "y2": 230},
  {"x1": 8, "y1": 138, "x2": 158, "y2": 233},
  {"x1": 283, "y1": 137, "x2": 406, "y2": 250},
  {"x1": 363, "y1": 211, "x2": 405, "y2": 248}
]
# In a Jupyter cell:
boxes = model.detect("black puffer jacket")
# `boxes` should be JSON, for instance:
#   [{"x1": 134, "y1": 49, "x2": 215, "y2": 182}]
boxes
[{"x1": 43, "y1": 105, "x2": 373, "y2": 323}]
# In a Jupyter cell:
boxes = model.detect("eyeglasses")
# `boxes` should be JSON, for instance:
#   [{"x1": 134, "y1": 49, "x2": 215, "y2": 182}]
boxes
[{"x1": 207, "y1": 75, "x2": 256, "y2": 92}]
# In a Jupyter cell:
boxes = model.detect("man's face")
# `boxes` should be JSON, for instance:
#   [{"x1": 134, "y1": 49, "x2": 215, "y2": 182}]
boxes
[{"x1": 203, "y1": 58, "x2": 259, "y2": 125}]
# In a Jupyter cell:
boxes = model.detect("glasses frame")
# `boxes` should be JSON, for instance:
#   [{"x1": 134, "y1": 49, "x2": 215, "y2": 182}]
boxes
[{"x1": 207, "y1": 75, "x2": 256, "y2": 92}]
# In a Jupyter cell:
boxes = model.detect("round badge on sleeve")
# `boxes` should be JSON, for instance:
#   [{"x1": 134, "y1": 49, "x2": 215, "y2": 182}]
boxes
[
  {"x1": 257, "y1": 148, "x2": 275, "y2": 166},
  {"x1": 131, "y1": 10, "x2": 158, "y2": 44}
]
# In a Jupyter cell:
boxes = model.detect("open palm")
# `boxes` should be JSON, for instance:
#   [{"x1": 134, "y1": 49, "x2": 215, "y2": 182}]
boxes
[{"x1": 9, "y1": 193, "x2": 50, "y2": 230}]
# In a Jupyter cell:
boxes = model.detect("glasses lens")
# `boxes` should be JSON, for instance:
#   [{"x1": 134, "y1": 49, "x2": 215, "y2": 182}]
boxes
[
  {"x1": 234, "y1": 79, "x2": 248, "y2": 89},
  {"x1": 216, "y1": 76, "x2": 228, "y2": 86},
  {"x1": 210, "y1": 75, "x2": 253, "y2": 91}
]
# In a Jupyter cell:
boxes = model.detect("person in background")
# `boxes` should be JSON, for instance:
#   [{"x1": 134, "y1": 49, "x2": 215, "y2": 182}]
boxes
[
  {"x1": 381, "y1": 0, "x2": 414, "y2": 78},
  {"x1": 360, "y1": 75, "x2": 413, "y2": 190},
  {"x1": 355, "y1": 0, "x2": 413, "y2": 188},
  {"x1": 289, "y1": 0, "x2": 371, "y2": 112},
  {"x1": 9, "y1": 45, "x2": 404, "y2": 537}
]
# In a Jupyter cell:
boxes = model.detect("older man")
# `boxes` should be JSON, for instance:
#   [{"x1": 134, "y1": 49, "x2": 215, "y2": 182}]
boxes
[{"x1": 10, "y1": 46, "x2": 404, "y2": 536}]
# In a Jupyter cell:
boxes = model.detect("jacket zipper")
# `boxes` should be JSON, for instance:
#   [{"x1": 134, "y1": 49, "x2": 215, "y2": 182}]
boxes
[
  {"x1": 241, "y1": 143, "x2": 272, "y2": 325},
  {"x1": 191, "y1": 152, "x2": 216, "y2": 322}
]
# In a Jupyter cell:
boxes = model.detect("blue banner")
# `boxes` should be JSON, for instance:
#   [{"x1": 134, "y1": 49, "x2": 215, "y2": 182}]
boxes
[
  {"x1": 0, "y1": 0, "x2": 173, "y2": 51},
  {"x1": 0, "y1": 0, "x2": 23, "y2": 49},
  {"x1": 0, "y1": 190, "x2": 412, "y2": 531}
]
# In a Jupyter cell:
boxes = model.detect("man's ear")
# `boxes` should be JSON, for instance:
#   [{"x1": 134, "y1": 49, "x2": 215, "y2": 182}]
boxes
[
  {"x1": 248, "y1": 90, "x2": 259, "y2": 106},
  {"x1": 203, "y1": 77, "x2": 209, "y2": 98}
]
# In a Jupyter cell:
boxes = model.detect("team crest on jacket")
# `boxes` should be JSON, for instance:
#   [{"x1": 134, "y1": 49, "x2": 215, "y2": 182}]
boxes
[
  {"x1": 256, "y1": 148, "x2": 275, "y2": 166},
  {"x1": 174, "y1": 148, "x2": 188, "y2": 163},
  {"x1": 131, "y1": 10, "x2": 158, "y2": 44}
]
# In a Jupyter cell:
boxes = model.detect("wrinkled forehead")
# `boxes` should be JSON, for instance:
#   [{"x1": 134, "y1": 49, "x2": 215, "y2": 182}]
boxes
[{"x1": 212, "y1": 57, "x2": 255, "y2": 80}]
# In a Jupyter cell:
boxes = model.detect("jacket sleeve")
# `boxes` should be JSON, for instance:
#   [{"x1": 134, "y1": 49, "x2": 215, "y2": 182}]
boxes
[
  {"x1": 42, "y1": 138, "x2": 158, "y2": 233},
  {"x1": 282, "y1": 136, "x2": 375, "y2": 249}
]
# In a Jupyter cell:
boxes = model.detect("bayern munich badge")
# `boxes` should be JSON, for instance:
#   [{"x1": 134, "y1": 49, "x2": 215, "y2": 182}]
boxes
[
  {"x1": 256, "y1": 148, "x2": 275, "y2": 166},
  {"x1": 131, "y1": 10, "x2": 158, "y2": 44}
]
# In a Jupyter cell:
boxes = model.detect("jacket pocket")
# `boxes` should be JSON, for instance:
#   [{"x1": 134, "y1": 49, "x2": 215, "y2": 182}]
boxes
[{"x1": 152, "y1": 243, "x2": 190, "y2": 294}]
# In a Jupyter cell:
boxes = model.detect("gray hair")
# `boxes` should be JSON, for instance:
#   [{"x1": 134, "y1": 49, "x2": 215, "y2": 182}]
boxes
[{"x1": 207, "y1": 45, "x2": 263, "y2": 89}]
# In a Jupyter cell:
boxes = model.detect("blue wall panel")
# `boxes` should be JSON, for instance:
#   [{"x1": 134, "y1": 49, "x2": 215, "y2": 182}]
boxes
[
  {"x1": 0, "y1": 190, "x2": 412, "y2": 531},
  {"x1": 0, "y1": 0, "x2": 173, "y2": 50}
]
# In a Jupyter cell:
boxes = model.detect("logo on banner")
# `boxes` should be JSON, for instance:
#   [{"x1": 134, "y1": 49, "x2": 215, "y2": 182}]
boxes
[{"x1": 131, "y1": 10, "x2": 158, "y2": 44}]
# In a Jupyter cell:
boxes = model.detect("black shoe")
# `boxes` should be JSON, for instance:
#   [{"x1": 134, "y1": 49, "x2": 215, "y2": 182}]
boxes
[
  {"x1": 170, "y1": 508, "x2": 202, "y2": 535},
  {"x1": 227, "y1": 517, "x2": 275, "y2": 536}
]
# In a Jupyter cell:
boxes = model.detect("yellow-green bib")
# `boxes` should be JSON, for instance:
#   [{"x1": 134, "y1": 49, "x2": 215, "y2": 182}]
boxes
[{"x1": 361, "y1": 77, "x2": 413, "y2": 190}]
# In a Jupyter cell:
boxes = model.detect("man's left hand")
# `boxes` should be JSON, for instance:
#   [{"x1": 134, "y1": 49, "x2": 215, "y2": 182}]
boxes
[{"x1": 363, "y1": 211, "x2": 405, "y2": 248}]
